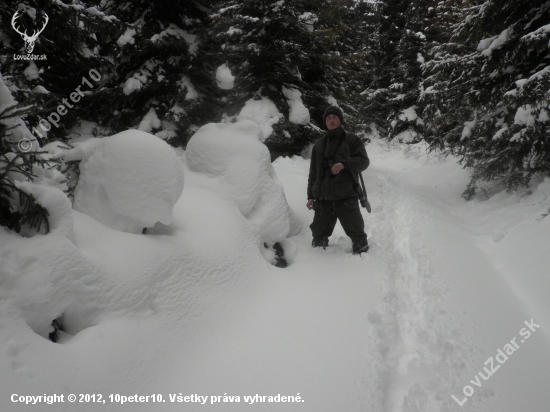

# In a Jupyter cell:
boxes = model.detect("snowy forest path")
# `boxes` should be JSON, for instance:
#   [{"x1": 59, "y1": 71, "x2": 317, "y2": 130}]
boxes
[
  {"x1": 358, "y1": 141, "x2": 550, "y2": 412},
  {"x1": 273, "y1": 142, "x2": 550, "y2": 412},
  {"x1": 273, "y1": 154, "x2": 462, "y2": 411},
  {"x1": 274, "y1": 154, "x2": 469, "y2": 411},
  {"x1": 363, "y1": 166, "x2": 479, "y2": 412}
]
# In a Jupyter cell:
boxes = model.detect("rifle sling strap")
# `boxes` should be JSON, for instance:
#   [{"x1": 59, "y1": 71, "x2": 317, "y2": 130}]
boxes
[{"x1": 345, "y1": 133, "x2": 371, "y2": 212}]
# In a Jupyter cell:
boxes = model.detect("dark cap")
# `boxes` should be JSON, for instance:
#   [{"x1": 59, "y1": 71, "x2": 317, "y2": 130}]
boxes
[{"x1": 323, "y1": 105, "x2": 344, "y2": 123}]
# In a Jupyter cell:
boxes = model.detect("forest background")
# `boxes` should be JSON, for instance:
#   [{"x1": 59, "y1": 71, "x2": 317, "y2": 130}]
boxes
[{"x1": 1, "y1": 0, "x2": 549, "y2": 233}]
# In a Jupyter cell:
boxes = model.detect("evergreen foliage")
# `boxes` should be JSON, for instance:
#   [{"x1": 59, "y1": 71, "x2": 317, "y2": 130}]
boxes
[
  {"x1": 0, "y1": 104, "x2": 51, "y2": 236},
  {"x1": 423, "y1": 0, "x2": 550, "y2": 198},
  {"x1": 80, "y1": 0, "x2": 223, "y2": 146},
  {"x1": 1, "y1": 0, "x2": 550, "y2": 216},
  {"x1": 210, "y1": 0, "x2": 361, "y2": 157},
  {"x1": 352, "y1": 0, "x2": 434, "y2": 141},
  {"x1": 1, "y1": 0, "x2": 119, "y2": 139}
]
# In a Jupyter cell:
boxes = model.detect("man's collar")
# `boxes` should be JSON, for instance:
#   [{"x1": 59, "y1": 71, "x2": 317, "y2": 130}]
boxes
[{"x1": 327, "y1": 126, "x2": 345, "y2": 138}]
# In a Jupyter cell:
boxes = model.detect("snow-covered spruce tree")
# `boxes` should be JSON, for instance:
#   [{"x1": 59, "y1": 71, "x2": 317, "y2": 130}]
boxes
[
  {"x1": 76, "y1": 0, "x2": 221, "y2": 147},
  {"x1": 314, "y1": 0, "x2": 370, "y2": 132},
  {"x1": 0, "y1": 127, "x2": 51, "y2": 235},
  {"x1": 0, "y1": 0, "x2": 119, "y2": 141},
  {"x1": 295, "y1": 0, "x2": 372, "y2": 136},
  {"x1": 385, "y1": 0, "x2": 440, "y2": 143},
  {"x1": 0, "y1": 74, "x2": 52, "y2": 235},
  {"x1": 210, "y1": 0, "x2": 355, "y2": 157},
  {"x1": 353, "y1": 0, "x2": 434, "y2": 142},
  {"x1": 421, "y1": 0, "x2": 485, "y2": 151},
  {"x1": 0, "y1": 1, "x2": 117, "y2": 234},
  {"x1": 347, "y1": 0, "x2": 390, "y2": 137},
  {"x1": 423, "y1": 0, "x2": 550, "y2": 198}
]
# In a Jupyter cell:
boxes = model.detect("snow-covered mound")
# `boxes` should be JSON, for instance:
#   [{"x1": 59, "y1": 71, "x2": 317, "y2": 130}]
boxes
[
  {"x1": 63, "y1": 130, "x2": 184, "y2": 233},
  {"x1": 282, "y1": 86, "x2": 310, "y2": 125},
  {"x1": 186, "y1": 120, "x2": 295, "y2": 246},
  {"x1": 216, "y1": 63, "x2": 235, "y2": 90},
  {"x1": 0, "y1": 224, "x2": 113, "y2": 340},
  {"x1": 236, "y1": 97, "x2": 283, "y2": 141},
  {"x1": 13, "y1": 181, "x2": 74, "y2": 238}
]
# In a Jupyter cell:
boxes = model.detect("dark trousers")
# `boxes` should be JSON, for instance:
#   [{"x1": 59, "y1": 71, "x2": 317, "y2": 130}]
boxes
[{"x1": 310, "y1": 197, "x2": 368, "y2": 246}]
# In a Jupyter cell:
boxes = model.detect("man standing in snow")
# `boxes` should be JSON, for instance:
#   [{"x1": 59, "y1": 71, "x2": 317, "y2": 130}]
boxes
[{"x1": 306, "y1": 106, "x2": 370, "y2": 254}]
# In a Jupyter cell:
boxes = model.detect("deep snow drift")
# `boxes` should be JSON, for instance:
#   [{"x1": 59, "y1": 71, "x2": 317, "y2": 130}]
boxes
[
  {"x1": 63, "y1": 130, "x2": 184, "y2": 234},
  {"x1": 186, "y1": 120, "x2": 298, "y2": 250},
  {"x1": 1, "y1": 125, "x2": 549, "y2": 412}
]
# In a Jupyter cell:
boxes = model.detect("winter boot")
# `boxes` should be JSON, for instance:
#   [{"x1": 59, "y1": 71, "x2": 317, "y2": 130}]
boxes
[
  {"x1": 312, "y1": 236, "x2": 329, "y2": 249},
  {"x1": 352, "y1": 239, "x2": 369, "y2": 255}
]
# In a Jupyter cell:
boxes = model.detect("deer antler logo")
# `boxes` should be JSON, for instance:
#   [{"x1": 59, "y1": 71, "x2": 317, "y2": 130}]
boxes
[{"x1": 11, "y1": 11, "x2": 49, "y2": 54}]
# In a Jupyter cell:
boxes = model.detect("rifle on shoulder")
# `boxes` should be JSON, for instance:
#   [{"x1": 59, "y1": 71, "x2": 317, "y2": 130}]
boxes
[{"x1": 345, "y1": 134, "x2": 371, "y2": 213}]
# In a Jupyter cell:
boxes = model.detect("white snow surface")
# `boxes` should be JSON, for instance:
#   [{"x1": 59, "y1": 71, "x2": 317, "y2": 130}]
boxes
[
  {"x1": 461, "y1": 119, "x2": 477, "y2": 140},
  {"x1": 122, "y1": 76, "x2": 144, "y2": 95},
  {"x1": 282, "y1": 86, "x2": 310, "y2": 125},
  {"x1": 116, "y1": 28, "x2": 136, "y2": 47},
  {"x1": 23, "y1": 62, "x2": 39, "y2": 80},
  {"x1": 216, "y1": 64, "x2": 235, "y2": 90},
  {"x1": 1, "y1": 130, "x2": 550, "y2": 412},
  {"x1": 398, "y1": 106, "x2": 423, "y2": 124},
  {"x1": 236, "y1": 97, "x2": 283, "y2": 141},
  {"x1": 32, "y1": 85, "x2": 50, "y2": 94},
  {"x1": 480, "y1": 28, "x2": 513, "y2": 57},
  {"x1": 522, "y1": 23, "x2": 550, "y2": 41},
  {"x1": 150, "y1": 24, "x2": 198, "y2": 55},
  {"x1": 477, "y1": 35, "x2": 498, "y2": 52},
  {"x1": 326, "y1": 95, "x2": 338, "y2": 106},
  {"x1": 178, "y1": 76, "x2": 199, "y2": 100},
  {"x1": 62, "y1": 130, "x2": 184, "y2": 233},
  {"x1": 13, "y1": 181, "x2": 74, "y2": 238},
  {"x1": 515, "y1": 65, "x2": 550, "y2": 89},
  {"x1": 514, "y1": 105, "x2": 535, "y2": 127},
  {"x1": 138, "y1": 107, "x2": 161, "y2": 133},
  {"x1": 299, "y1": 12, "x2": 318, "y2": 32},
  {"x1": 186, "y1": 120, "x2": 293, "y2": 246}
]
